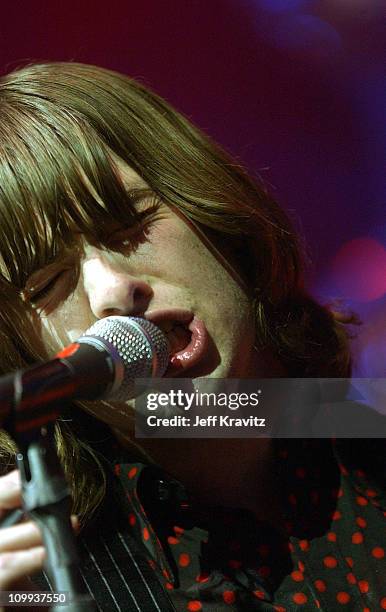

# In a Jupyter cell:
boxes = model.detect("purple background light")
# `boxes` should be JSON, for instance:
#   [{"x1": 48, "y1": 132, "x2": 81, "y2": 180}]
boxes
[{"x1": 1, "y1": 0, "x2": 385, "y2": 376}]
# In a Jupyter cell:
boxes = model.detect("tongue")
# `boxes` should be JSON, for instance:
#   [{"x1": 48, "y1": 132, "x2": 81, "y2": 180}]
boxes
[{"x1": 167, "y1": 325, "x2": 192, "y2": 357}]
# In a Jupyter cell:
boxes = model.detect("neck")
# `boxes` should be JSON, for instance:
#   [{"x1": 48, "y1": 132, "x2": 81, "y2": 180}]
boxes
[{"x1": 123, "y1": 436, "x2": 285, "y2": 529}]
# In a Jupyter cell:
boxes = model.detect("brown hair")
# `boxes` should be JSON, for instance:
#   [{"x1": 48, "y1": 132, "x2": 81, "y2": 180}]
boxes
[{"x1": 0, "y1": 62, "x2": 356, "y2": 520}]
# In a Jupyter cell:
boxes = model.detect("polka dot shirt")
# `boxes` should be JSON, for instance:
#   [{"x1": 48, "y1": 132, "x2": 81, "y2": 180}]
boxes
[{"x1": 101, "y1": 439, "x2": 386, "y2": 611}]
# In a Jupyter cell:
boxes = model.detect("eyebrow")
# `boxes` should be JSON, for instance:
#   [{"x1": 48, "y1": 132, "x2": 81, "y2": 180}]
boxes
[{"x1": 123, "y1": 186, "x2": 157, "y2": 202}]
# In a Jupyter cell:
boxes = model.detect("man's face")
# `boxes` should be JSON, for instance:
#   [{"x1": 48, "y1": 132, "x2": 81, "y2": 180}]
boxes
[{"x1": 24, "y1": 164, "x2": 262, "y2": 429}]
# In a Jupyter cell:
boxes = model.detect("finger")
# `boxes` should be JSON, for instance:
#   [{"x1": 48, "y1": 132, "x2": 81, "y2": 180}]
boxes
[
  {"x1": 0, "y1": 546, "x2": 45, "y2": 590},
  {"x1": 0, "y1": 521, "x2": 43, "y2": 553},
  {"x1": 0, "y1": 508, "x2": 25, "y2": 529},
  {"x1": 0, "y1": 514, "x2": 80, "y2": 552},
  {"x1": 0, "y1": 471, "x2": 22, "y2": 510}
]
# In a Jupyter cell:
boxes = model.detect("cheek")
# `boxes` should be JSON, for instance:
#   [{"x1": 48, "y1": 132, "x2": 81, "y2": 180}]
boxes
[
  {"x1": 39, "y1": 289, "x2": 94, "y2": 352},
  {"x1": 158, "y1": 221, "x2": 254, "y2": 330}
]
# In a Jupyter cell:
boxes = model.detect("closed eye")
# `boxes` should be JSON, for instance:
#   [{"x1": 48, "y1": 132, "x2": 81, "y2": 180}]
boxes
[
  {"x1": 23, "y1": 266, "x2": 79, "y2": 314},
  {"x1": 105, "y1": 199, "x2": 164, "y2": 252},
  {"x1": 27, "y1": 272, "x2": 66, "y2": 303}
]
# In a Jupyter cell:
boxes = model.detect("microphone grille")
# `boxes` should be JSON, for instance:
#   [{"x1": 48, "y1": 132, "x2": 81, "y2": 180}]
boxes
[{"x1": 81, "y1": 316, "x2": 169, "y2": 400}]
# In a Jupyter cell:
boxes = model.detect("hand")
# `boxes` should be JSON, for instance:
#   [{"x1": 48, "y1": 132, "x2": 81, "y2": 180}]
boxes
[
  {"x1": 0, "y1": 469, "x2": 78, "y2": 611},
  {"x1": 0, "y1": 470, "x2": 45, "y2": 592}
]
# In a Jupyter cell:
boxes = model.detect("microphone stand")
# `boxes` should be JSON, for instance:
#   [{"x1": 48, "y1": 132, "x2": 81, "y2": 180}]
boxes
[
  {"x1": 16, "y1": 429, "x2": 96, "y2": 611},
  {"x1": 2, "y1": 364, "x2": 97, "y2": 611}
]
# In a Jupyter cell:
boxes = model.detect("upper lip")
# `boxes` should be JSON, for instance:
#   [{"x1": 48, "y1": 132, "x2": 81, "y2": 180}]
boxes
[{"x1": 144, "y1": 308, "x2": 194, "y2": 333}]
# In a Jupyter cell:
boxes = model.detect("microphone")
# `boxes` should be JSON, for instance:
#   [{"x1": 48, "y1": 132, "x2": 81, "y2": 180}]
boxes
[{"x1": 0, "y1": 316, "x2": 169, "y2": 436}]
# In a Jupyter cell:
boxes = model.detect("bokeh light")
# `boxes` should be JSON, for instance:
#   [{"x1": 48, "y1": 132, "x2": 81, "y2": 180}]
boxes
[{"x1": 330, "y1": 238, "x2": 386, "y2": 303}]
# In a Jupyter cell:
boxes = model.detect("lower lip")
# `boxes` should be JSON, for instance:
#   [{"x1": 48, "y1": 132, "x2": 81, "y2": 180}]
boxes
[{"x1": 166, "y1": 317, "x2": 209, "y2": 375}]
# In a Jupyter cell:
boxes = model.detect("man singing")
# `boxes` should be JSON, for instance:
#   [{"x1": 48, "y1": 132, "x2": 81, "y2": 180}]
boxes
[{"x1": 0, "y1": 62, "x2": 384, "y2": 611}]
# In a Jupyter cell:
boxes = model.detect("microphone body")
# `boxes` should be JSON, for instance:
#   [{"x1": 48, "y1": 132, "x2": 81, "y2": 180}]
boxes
[{"x1": 0, "y1": 317, "x2": 169, "y2": 436}]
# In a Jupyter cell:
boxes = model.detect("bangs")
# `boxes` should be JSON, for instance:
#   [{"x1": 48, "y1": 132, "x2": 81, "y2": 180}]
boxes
[{"x1": 0, "y1": 103, "x2": 139, "y2": 288}]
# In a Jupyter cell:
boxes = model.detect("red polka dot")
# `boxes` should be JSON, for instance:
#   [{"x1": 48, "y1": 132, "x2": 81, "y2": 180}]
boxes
[
  {"x1": 338, "y1": 487, "x2": 344, "y2": 498},
  {"x1": 187, "y1": 602, "x2": 202, "y2": 612},
  {"x1": 315, "y1": 601, "x2": 321, "y2": 609},
  {"x1": 179, "y1": 553, "x2": 191, "y2": 567},
  {"x1": 366, "y1": 488, "x2": 377, "y2": 498},
  {"x1": 288, "y1": 541, "x2": 295, "y2": 552},
  {"x1": 253, "y1": 590, "x2": 265, "y2": 599},
  {"x1": 167, "y1": 536, "x2": 179, "y2": 545},
  {"x1": 143, "y1": 527, "x2": 150, "y2": 541},
  {"x1": 363, "y1": 608, "x2": 371, "y2": 612},
  {"x1": 332, "y1": 510, "x2": 342, "y2": 520},
  {"x1": 346, "y1": 572, "x2": 356, "y2": 585},
  {"x1": 223, "y1": 590, "x2": 236, "y2": 604},
  {"x1": 165, "y1": 582, "x2": 174, "y2": 590},
  {"x1": 298, "y1": 561, "x2": 305, "y2": 572},
  {"x1": 324, "y1": 556, "x2": 338, "y2": 568},
  {"x1": 345, "y1": 557, "x2": 354, "y2": 567},
  {"x1": 128, "y1": 513, "x2": 136, "y2": 526},
  {"x1": 339, "y1": 463, "x2": 348, "y2": 476},
  {"x1": 299, "y1": 539, "x2": 309, "y2": 551},
  {"x1": 352, "y1": 532, "x2": 364, "y2": 544},
  {"x1": 292, "y1": 592, "x2": 307, "y2": 605},
  {"x1": 372, "y1": 546, "x2": 385, "y2": 559},
  {"x1": 163, "y1": 569, "x2": 170, "y2": 579},
  {"x1": 381, "y1": 598, "x2": 386, "y2": 609},
  {"x1": 358, "y1": 580, "x2": 369, "y2": 594},
  {"x1": 327, "y1": 532, "x2": 337, "y2": 542},
  {"x1": 356, "y1": 496, "x2": 368, "y2": 506},
  {"x1": 337, "y1": 592, "x2": 351, "y2": 604},
  {"x1": 148, "y1": 559, "x2": 156, "y2": 569},
  {"x1": 128, "y1": 466, "x2": 138, "y2": 479},
  {"x1": 314, "y1": 579, "x2": 326, "y2": 592},
  {"x1": 114, "y1": 464, "x2": 121, "y2": 475},
  {"x1": 174, "y1": 525, "x2": 184, "y2": 535},
  {"x1": 274, "y1": 607, "x2": 286, "y2": 612},
  {"x1": 291, "y1": 570, "x2": 304, "y2": 582},
  {"x1": 356, "y1": 516, "x2": 367, "y2": 528},
  {"x1": 196, "y1": 573, "x2": 209, "y2": 583}
]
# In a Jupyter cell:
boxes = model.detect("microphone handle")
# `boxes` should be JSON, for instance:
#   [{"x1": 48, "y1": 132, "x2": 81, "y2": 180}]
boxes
[{"x1": 1, "y1": 343, "x2": 114, "y2": 443}]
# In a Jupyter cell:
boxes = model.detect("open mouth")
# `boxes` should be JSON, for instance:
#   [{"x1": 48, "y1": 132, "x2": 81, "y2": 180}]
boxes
[{"x1": 145, "y1": 309, "x2": 210, "y2": 376}]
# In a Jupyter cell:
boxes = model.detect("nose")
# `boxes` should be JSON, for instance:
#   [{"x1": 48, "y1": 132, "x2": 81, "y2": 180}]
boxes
[{"x1": 83, "y1": 253, "x2": 153, "y2": 319}]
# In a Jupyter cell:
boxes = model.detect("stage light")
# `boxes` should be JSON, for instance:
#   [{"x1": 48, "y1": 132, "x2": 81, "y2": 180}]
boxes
[{"x1": 330, "y1": 237, "x2": 386, "y2": 303}]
